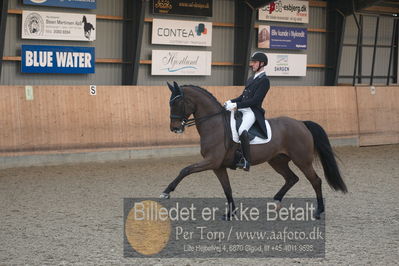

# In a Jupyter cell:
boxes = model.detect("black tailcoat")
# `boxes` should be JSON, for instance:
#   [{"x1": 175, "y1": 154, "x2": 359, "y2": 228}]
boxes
[{"x1": 231, "y1": 72, "x2": 270, "y2": 136}]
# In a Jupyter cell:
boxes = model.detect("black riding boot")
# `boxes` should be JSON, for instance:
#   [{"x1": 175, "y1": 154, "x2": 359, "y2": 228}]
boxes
[{"x1": 236, "y1": 130, "x2": 251, "y2": 171}]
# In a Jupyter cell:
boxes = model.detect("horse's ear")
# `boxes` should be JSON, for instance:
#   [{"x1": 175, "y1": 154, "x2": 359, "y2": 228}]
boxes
[
  {"x1": 167, "y1": 82, "x2": 174, "y2": 93},
  {"x1": 173, "y1": 81, "x2": 184, "y2": 96}
]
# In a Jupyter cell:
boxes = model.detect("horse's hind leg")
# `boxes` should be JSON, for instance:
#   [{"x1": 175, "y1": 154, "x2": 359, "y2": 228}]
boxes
[
  {"x1": 295, "y1": 163, "x2": 324, "y2": 219},
  {"x1": 268, "y1": 154, "x2": 299, "y2": 203}
]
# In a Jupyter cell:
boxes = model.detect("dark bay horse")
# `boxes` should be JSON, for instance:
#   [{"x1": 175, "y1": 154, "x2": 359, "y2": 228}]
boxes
[{"x1": 161, "y1": 82, "x2": 347, "y2": 219}]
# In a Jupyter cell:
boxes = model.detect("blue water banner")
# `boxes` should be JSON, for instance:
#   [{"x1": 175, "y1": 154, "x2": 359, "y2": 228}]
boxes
[
  {"x1": 258, "y1": 25, "x2": 307, "y2": 50},
  {"x1": 21, "y1": 45, "x2": 95, "y2": 74},
  {"x1": 23, "y1": 0, "x2": 96, "y2": 9}
]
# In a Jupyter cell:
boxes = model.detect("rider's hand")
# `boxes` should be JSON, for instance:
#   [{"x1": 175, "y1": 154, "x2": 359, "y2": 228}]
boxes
[
  {"x1": 223, "y1": 100, "x2": 232, "y2": 107},
  {"x1": 224, "y1": 102, "x2": 237, "y2": 111}
]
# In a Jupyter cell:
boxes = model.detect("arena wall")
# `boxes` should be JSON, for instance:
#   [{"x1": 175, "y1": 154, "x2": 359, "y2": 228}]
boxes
[{"x1": 1, "y1": 85, "x2": 397, "y2": 157}]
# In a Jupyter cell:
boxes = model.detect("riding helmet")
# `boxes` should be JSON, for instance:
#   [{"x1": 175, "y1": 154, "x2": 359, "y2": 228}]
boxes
[{"x1": 250, "y1": 52, "x2": 268, "y2": 65}]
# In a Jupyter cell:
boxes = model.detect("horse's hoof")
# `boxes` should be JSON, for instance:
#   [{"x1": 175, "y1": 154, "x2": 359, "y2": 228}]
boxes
[
  {"x1": 314, "y1": 210, "x2": 324, "y2": 220},
  {"x1": 221, "y1": 214, "x2": 231, "y2": 221},
  {"x1": 274, "y1": 200, "x2": 282, "y2": 210},
  {"x1": 159, "y1": 193, "x2": 170, "y2": 199}
]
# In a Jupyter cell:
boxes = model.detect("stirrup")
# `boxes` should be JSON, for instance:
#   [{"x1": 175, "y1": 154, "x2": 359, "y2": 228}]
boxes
[{"x1": 236, "y1": 158, "x2": 250, "y2": 171}]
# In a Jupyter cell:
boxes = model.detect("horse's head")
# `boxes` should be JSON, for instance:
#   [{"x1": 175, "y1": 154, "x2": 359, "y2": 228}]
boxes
[
  {"x1": 82, "y1": 16, "x2": 87, "y2": 23},
  {"x1": 167, "y1": 82, "x2": 195, "y2": 133}
]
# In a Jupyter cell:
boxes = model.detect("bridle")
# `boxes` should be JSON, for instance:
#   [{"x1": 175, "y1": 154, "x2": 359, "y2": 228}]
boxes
[{"x1": 169, "y1": 94, "x2": 226, "y2": 129}]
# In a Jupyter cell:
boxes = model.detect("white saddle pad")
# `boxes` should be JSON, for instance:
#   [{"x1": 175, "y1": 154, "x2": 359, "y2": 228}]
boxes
[{"x1": 230, "y1": 111, "x2": 272, "y2": 145}]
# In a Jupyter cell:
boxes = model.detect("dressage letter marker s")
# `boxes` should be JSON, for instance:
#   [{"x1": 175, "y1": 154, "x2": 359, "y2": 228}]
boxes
[{"x1": 89, "y1": 85, "x2": 96, "y2": 96}]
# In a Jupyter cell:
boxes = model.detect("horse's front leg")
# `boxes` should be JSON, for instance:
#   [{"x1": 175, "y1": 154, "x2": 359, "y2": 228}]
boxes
[
  {"x1": 160, "y1": 159, "x2": 215, "y2": 199},
  {"x1": 213, "y1": 168, "x2": 236, "y2": 221}
]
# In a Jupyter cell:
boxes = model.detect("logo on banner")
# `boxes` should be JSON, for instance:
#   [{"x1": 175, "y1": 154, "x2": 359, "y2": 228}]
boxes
[
  {"x1": 152, "y1": 19, "x2": 212, "y2": 46},
  {"x1": 195, "y1": 23, "x2": 207, "y2": 36},
  {"x1": 259, "y1": 0, "x2": 309, "y2": 24},
  {"x1": 265, "y1": 53, "x2": 306, "y2": 76},
  {"x1": 155, "y1": 0, "x2": 172, "y2": 9},
  {"x1": 23, "y1": 0, "x2": 96, "y2": 9},
  {"x1": 266, "y1": 0, "x2": 307, "y2": 14},
  {"x1": 152, "y1": 50, "x2": 211, "y2": 75},
  {"x1": 22, "y1": 11, "x2": 96, "y2": 41},
  {"x1": 276, "y1": 55, "x2": 289, "y2": 73},
  {"x1": 258, "y1": 25, "x2": 307, "y2": 50},
  {"x1": 156, "y1": 23, "x2": 207, "y2": 38},
  {"x1": 24, "y1": 13, "x2": 44, "y2": 36},
  {"x1": 82, "y1": 15, "x2": 95, "y2": 40},
  {"x1": 21, "y1": 45, "x2": 95, "y2": 74},
  {"x1": 161, "y1": 52, "x2": 199, "y2": 72},
  {"x1": 153, "y1": 0, "x2": 212, "y2": 17}
]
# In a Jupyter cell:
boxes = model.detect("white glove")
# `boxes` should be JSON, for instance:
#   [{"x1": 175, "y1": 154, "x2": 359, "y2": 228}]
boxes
[
  {"x1": 225, "y1": 102, "x2": 237, "y2": 111},
  {"x1": 224, "y1": 100, "x2": 232, "y2": 107}
]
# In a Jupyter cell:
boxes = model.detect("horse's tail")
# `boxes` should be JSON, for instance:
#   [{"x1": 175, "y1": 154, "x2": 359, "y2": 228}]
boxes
[{"x1": 303, "y1": 121, "x2": 348, "y2": 193}]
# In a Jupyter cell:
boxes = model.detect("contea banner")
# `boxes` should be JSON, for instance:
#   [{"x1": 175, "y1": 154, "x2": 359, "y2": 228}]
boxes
[
  {"x1": 264, "y1": 53, "x2": 307, "y2": 76},
  {"x1": 21, "y1": 45, "x2": 95, "y2": 74},
  {"x1": 23, "y1": 0, "x2": 96, "y2": 9},
  {"x1": 258, "y1": 25, "x2": 307, "y2": 50},
  {"x1": 22, "y1": 11, "x2": 96, "y2": 41},
  {"x1": 259, "y1": 0, "x2": 309, "y2": 24},
  {"x1": 152, "y1": 50, "x2": 212, "y2": 76},
  {"x1": 152, "y1": 19, "x2": 212, "y2": 47}
]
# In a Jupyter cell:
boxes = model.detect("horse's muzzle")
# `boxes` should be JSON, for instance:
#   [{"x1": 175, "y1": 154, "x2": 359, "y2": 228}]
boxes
[
  {"x1": 170, "y1": 120, "x2": 185, "y2": 134},
  {"x1": 171, "y1": 127, "x2": 185, "y2": 134}
]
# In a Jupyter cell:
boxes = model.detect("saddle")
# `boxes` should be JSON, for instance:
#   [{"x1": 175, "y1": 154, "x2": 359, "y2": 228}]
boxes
[
  {"x1": 234, "y1": 111, "x2": 268, "y2": 140},
  {"x1": 229, "y1": 111, "x2": 272, "y2": 170}
]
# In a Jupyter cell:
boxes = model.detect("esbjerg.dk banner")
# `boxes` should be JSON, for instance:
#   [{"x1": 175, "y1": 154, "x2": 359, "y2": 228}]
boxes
[
  {"x1": 258, "y1": 25, "x2": 307, "y2": 50},
  {"x1": 23, "y1": 0, "x2": 96, "y2": 9},
  {"x1": 21, "y1": 45, "x2": 95, "y2": 74},
  {"x1": 264, "y1": 53, "x2": 307, "y2": 76},
  {"x1": 258, "y1": 0, "x2": 309, "y2": 24},
  {"x1": 22, "y1": 11, "x2": 96, "y2": 41},
  {"x1": 152, "y1": 50, "x2": 212, "y2": 76},
  {"x1": 152, "y1": 19, "x2": 212, "y2": 47}
]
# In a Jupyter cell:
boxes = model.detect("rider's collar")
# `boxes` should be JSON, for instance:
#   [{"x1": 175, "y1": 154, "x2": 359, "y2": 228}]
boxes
[{"x1": 254, "y1": 69, "x2": 265, "y2": 79}]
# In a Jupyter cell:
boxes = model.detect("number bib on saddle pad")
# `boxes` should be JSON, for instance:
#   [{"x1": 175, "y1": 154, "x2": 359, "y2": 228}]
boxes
[{"x1": 230, "y1": 111, "x2": 272, "y2": 144}]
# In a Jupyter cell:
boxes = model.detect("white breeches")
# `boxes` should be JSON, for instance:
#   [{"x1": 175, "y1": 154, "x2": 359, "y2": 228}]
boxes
[{"x1": 238, "y1": 107, "x2": 255, "y2": 136}]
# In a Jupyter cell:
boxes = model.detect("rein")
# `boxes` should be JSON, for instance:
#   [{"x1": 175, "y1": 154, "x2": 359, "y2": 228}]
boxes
[{"x1": 181, "y1": 110, "x2": 226, "y2": 128}]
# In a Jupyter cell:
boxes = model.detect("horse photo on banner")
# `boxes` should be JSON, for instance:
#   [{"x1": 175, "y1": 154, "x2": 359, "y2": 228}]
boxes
[{"x1": 22, "y1": 11, "x2": 96, "y2": 41}]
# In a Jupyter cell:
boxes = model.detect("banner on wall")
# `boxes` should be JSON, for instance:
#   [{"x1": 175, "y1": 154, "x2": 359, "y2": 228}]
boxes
[
  {"x1": 264, "y1": 53, "x2": 307, "y2": 76},
  {"x1": 23, "y1": 0, "x2": 96, "y2": 9},
  {"x1": 152, "y1": 0, "x2": 212, "y2": 17},
  {"x1": 258, "y1": 0, "x2": 309, "y2": 24},
  {"x1": 258, "y1": 25, "x2": 307, "y2": 49},
  {"x1": 152, "y1": 50, "x2": 212, "y2": 76},
  {"x1": 21, "y1": 45, "x2": 95, "y2": 74},
  {"x1": 22, "y1": 11, "x2": 96, "y2": 41},
  {"x1": 152, "y1": 19, "x2": 212, "y2": 46}
]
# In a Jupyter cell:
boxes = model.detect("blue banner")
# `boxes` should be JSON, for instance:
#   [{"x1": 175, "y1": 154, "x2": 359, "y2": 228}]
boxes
[
  {"x1": 21, "y1": 45, "x2": 95, "y2": 74},
  {"x1": 23, "y1": 0, "x2": 96, "y2": 9},
  {"x1": 258, "y1": 25, "x2": 307, "y2": 50}
]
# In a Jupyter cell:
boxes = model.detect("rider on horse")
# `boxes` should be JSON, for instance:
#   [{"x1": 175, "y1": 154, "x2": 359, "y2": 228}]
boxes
[{"x1": 224, "y1": 52, "x2": 270, "y2": 171}]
